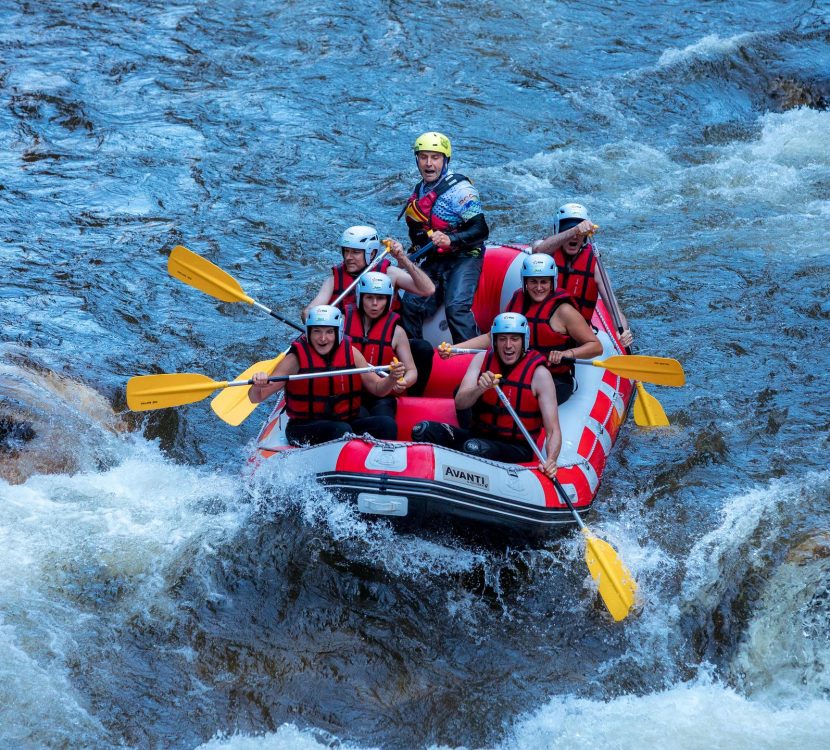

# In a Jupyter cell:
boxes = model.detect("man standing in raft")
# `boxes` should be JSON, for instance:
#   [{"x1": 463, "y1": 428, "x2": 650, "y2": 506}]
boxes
[
  {"x1": 344, "y1": 272, "x2": 418, "y2": 418},
  {"x1": 303, "y1": 225, "x2": 435, "y2": 317},
  {"x1": 412, "y1": 313, "x2": 560, "y2": 475},
  {"x1": 442, "y1": 254, "x2": 602, "y2": 405},
  {"x1": 399, "y1": 131, "x2": 489, "y2": 343},
  {"x1": 250, "y1": 305, "x2": 405, "y2": 446},
  {"x1": 533, "y1": 202, "x2": 633, "y2": 347}
]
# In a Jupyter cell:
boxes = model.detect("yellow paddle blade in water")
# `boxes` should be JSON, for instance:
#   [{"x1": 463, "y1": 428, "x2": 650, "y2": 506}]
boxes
[
  {"x1": 168, "y1": 245, "x2": 254, "y2": 305},
  {"x1": 633, "y1": 381, "x2": 670, "y2": 427},
  {"x1": 127, "y1": 373, "x2": 228, "y2": 411},
  {"x1": 591, "y1": 354, "x2": 685, "y2": 387},
  {"x1": 210, "y1": 352, "x2": 286, "y2": 426},
  {"x1": 583, "y1": 529, "x2": 638, "y2": 622}
]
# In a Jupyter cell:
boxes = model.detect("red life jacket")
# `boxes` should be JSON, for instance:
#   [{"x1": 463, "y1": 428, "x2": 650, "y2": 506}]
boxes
[
  {"x1": 505, "y1": 289, "x2": 576, "y2": 376},
  {"x1": 403, "y1": 173, "x2": 472, "y2": 255},
  {"x1": 285, "y1": 335, "x2": 363, "y2": 421},
  {"x1": 553, "y1": 243, "x2": 598, "y2": 322},
  {"x1": 473, "y1": 349, "x2": 547, "y2": 444},
  {"x1": 329, "y1": 258, "x2": 392, "y2": 310},
  {"x1": 343, "y1": 304, "x2": 400, "y2": 366}
]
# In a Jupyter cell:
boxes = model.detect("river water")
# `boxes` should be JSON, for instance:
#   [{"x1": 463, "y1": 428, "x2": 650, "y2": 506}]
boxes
[{"x1": 2, "y1": 1, "x2": 829, "y2": 748}]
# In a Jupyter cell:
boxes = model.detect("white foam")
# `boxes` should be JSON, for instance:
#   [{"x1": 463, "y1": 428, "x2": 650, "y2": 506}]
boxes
[
  {"x1": 193, "y1": 678, "x2": 830, "y2": 750},
  {"x1": 0, "y1": 442, "x2": 248, "y2": 744},
  {"x1": 497, "y1": 102, "x2": 830, "y2": 246},
  {"x1": 658, "y1": 33, "x2": 758, "y2": 68},
  {"x1": 731, "y1": 535, "x2": 830, "y2": 702},
  {"x1": 249, "y1": 457, "x2": 488, "y2": 580},
  {"x1": 750, "y1": 107, "x2": 830, "y2": 164},
  {"x1": 0, "y1": 621, "x2": 107, "y2": 749},
  {"x1": 501, "y1": 678, "x2": 830, "y2": 749},
  {"x1": 196, "y1": 723, "x2": 374, "y2": 750},
  {"x1": 680, "y1": 475, "x2": 830, "y2": 610}
]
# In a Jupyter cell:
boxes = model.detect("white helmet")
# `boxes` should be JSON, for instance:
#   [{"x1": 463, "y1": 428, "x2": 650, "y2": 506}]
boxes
[
  {"x1": 305, "y1": 304, "x2": 344, "y2": 345},
  {"x1": 490, "y1": 312, "x2": 530, "y2": 352},
  {"x1": 355, "y1": 271, "x2": 394, "y2": 310},
  {"x1": 340, "y1": 225, "x2": 382, "y2": 260},
  {"x1": 554, "y1": 202, "x2": 590, "y2": 233},
  {"x1": 521, "y1": 253, "x2": 558, "y2": 287}
]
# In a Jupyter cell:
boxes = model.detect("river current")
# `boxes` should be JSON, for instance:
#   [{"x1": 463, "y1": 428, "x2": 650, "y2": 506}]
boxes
[{"x1": 1, "y1": 1, "x2": 829, "y2": 748}]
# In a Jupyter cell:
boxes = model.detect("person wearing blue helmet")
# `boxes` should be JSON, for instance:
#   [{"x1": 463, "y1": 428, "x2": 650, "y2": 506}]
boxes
[
  {"x1": 412, "y1": 313, "x2": 560, "y2": 474},
  {"x1": 399, "y1": 132, "x2": 490, "y2": 343},
  {"x1": 344, "y1": 272, "x2": 418, "y2": 418},
  {"x1": 250, "y1": 305, "x2": 406, "y2": 446},
  {"x1": 441, "y1": 253, "x2": 602, "y2": 404},
  {"x1": 533, "y1": 202, "x2": 633, "y2": 346}
]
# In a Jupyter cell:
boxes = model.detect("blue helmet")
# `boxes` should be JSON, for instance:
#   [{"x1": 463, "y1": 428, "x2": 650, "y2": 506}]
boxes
[
  {"x1": 521, "y1": 253, "x2": 558, "y2": 288},
  {"x1": 305, "y1": 304, "x2": 344, "y2": 345},
  {"x1": 490, "y1": 312, "x2": 530, "y2": 352},
  {"x1": 355, "y1": 271, "x2": 394, "y2": 311}
]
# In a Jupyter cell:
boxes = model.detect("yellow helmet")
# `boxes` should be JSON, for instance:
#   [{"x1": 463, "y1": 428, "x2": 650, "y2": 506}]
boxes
[{"x1": 413, "y1": 131, "x2": 451, "y2": 158}]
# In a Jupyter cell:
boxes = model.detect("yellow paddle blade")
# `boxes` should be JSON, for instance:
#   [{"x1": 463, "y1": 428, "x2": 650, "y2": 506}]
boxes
[
  {"x1": 210, "y1": 352, "x2": 286, "y2": 426},
  {"x1": 127, "y1": 373, "x2": 227, "y2": 411},
  {"x1": 583, "y1": 529, "x2": 638, "y2": 622},
  {"x1": 633, "y1": 381, "x2": 670, "y2": 427},
  {"x1": 593, "y1": 354, "x2": 685, "y2": 387},
  {"x1": 168, "y1": 245, "x2": 254, "y2": 305}
]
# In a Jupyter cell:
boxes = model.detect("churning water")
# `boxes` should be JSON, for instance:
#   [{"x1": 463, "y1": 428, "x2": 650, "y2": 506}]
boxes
[{"x1": 2, "y1": 0, "x2": 829, "y2": 747}]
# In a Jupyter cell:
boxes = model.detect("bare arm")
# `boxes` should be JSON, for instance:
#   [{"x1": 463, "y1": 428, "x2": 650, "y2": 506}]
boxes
[
  {"x1": 249, "y1": 353, "x2": 299, "y2": 402},
  {"x1": 454, "y1": 352, "x2": 492, "y2": 411},
  {"x1": 391, "y1": 326, "x2": 418, "y2": 391},
  {"x1": 387, "y1": 241, "x2": 436, "y2": 297},
  {"x1": 532, "y1": 366, "x2": 561, "y2": 477},
  {"x1": 439, "y1": 332, "x2": 489, "y2": 358},
  {"x1": 594, "y1": 265, "x2": 633, "y2": 347},
  {"x1": 548, "y1": 304, "x2": 603, "y2": 365},
  {"x1": 532, "y1": 220, "x2": 594, "y2": 255},
  {"x1": 356, "y1": 348, "x2": 405, "y2": 397},
  {"x1": 303, "y1": 276, "x2": 335, "y2": 321}
]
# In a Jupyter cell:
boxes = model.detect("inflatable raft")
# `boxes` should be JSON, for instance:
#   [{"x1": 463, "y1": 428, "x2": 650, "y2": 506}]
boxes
[{"x1": 253, "y1": 244, "x2": 634, "y2": 535}]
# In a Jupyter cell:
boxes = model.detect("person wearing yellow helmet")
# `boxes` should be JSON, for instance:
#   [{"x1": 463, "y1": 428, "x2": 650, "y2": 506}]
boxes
[{"x1": 399, "y1": 131, "x2": 490, "y2": 343}]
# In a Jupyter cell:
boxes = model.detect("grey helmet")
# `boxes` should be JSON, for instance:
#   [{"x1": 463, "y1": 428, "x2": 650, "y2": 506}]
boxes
[{"x1": 305, "y1": 304, "x2": 344, "y2": 346}]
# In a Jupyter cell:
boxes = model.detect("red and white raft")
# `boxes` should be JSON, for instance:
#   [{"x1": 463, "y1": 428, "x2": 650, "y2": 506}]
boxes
[{"x1": 253, "y1": 245, "x2": 634, "y2": 535}]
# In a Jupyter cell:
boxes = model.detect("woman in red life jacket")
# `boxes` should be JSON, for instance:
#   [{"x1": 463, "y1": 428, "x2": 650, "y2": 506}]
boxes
[
  {"x1": 398, "y1": 132, "x2": 489, "y2": 344},
  {"x1": 343, "y1": 272, "x2": 417, "y2": 419},
  {"x1": 303, "y1": 225, "x2": 435, "y2": 318},
  {"x1": 532, "y1": 203, "x2": 633, "y2": 347},
  {"x1": 413, "y1": 313, "x2": 560, "y2": 474},
  {"x1": 250, "y1": 304, "x2": 406, "y2": 446},
  {"x1": 441, "y1": 254, "x2": 602, "y2": 404}
]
